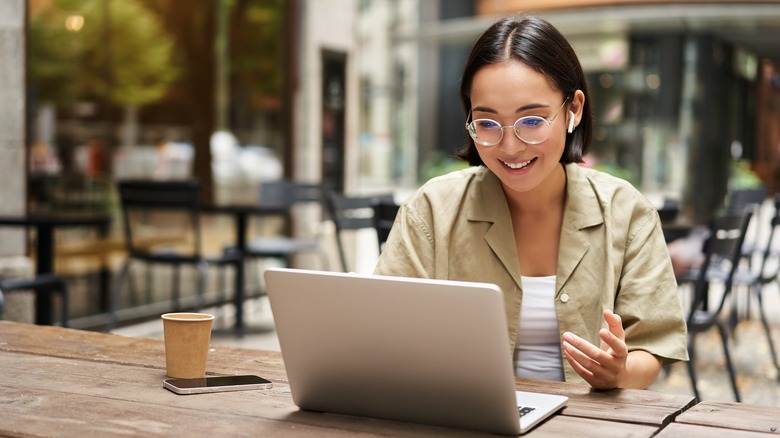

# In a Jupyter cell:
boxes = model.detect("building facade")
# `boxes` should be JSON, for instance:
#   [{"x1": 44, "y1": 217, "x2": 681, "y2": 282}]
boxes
[
  {"x1": 0, "y1": 0, "x2": 27, "y2": 257},
  {"x1": 350, "y1": 0, "x2": 780, "y2": 223}
]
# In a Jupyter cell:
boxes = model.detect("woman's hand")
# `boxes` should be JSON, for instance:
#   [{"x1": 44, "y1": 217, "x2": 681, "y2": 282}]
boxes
[{"x1": 561, "y1": 310, "x2": 662, "y2": 389}]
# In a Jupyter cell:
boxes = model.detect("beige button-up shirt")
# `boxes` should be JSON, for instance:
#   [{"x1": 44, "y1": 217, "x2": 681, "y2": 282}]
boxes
[{"x1": 374, "y1": 163, "x2": 688, "y2": 383}]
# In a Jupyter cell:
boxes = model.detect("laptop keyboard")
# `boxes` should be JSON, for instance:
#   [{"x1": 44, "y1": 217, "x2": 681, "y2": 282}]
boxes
[{"x1": 518, "y1": 406, "x2": 536, "y2": 417}]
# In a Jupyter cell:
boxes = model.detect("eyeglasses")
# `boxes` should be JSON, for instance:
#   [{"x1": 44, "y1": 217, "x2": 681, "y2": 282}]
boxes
[{"x1": 465, "y1": 97, "x2": 569, "y2": 146}]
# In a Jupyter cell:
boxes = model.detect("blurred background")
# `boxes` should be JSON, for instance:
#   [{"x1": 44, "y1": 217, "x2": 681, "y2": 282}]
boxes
[
  {"x1": 8, "y1": 0, "x2": 779, "y2": 220},
  {"x1": 1, "y1": 1, "x2": 780, "y2": 385}
]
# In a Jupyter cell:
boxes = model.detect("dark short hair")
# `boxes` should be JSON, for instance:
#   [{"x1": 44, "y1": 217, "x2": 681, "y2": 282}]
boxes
[{"x1": 456, "y1": 15, "x2": 592, "y2": 165}]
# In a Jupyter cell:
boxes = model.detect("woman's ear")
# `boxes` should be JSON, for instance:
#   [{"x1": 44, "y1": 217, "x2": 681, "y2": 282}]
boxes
[{"x1": 568, "y1": 89, "x2": 586, "y2": 131}]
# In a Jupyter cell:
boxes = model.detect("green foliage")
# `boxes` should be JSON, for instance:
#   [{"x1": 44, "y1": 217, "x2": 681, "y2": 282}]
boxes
[
  {"x1": 729, "y1": 159, "x2": 762, "y2": 190},
  {"x1": 102, "y1": 2, "x2": 179, "y2": 106},
  {"x1": 419, "y1": 152, "x2": 469, "y2": 183},
  {"x1": 593, "y1": 162, "x2": 639, "y2": 186},
  {"x1": 28, "y1": 0, "x2": 90, "y2": 104},
  {"x1": 28, "y1": 0, "x2": 179, "y2": 107},
  {"x1": 230, "y1": 0, "x2": 286, "y2": 100}
]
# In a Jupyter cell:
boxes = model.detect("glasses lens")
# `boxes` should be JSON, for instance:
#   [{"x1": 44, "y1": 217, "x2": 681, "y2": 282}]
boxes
[
  {"x1": 469, "y1": 119, "x2": 503, "y2": 146},
  {"x1": 514, "y1": 116, "x2": 549, "y2": 144}
]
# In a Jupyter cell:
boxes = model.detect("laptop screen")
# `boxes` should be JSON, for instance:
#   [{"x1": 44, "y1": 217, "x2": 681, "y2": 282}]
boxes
[{"x1": 264, "y1": 268, "x2": 566, "y2": 435}]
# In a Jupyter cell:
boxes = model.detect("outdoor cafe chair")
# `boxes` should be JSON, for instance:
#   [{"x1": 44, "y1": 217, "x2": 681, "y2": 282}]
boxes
[
  {"x1": 108, "y1": 180, "x2": 241, "y2": 331},
  {"x1": 677, "y1": 210, "x2": 753, "y2": 402},
  {"x1": 371, "y1": 198, "x2": 400, "y2": 253},
  {"x1": 223, "y1": 180, "x2": 330, "y2": 288},
  {"x1": 657, "y1": 197, "x2": 681, "y2": 224},
  {"x1": 0, "y1": 273, "x2": 69, "y2": 327},
  {"x1": 726, "y1": 186, "x2": 767, "y2": 260},
  {"x1": 324, "y1": 190, "x2": 395, "y2": 272},
  {"x1": 729, "y1": 193, "x2": 780, "y2": 377}
]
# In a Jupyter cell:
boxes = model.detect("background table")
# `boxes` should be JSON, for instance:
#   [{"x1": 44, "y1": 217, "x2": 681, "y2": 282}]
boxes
[
  {"x1": 202, "y1": 204, "x2": 287, "y2": 335},
  {"x1": 0, "y1": 321, "x2": 699, "y2": 437},
  {"x1": 0, "y1": 213, "x2": 111, "y2": 324}
]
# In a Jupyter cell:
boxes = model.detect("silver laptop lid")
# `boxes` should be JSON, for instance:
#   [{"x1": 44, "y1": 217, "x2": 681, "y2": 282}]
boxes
[{"x1": 264, "y1": 268, "x2": 523, "y2": 435}]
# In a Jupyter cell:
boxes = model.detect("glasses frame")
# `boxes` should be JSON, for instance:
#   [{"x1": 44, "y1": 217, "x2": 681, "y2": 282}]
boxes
[{"x1": 465, "y1": 97, "x2": 570, "y2": 146}]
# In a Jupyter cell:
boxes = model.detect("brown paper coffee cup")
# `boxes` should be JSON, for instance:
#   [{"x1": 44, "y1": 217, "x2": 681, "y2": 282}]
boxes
[{"x1": 162, "y1": 313, "x2": 215, "y2": 378}]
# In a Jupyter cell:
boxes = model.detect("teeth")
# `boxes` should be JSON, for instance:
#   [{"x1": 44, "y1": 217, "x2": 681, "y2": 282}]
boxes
[{"x1": 502, "y1": 159, "x2": 533, "y2": 169}]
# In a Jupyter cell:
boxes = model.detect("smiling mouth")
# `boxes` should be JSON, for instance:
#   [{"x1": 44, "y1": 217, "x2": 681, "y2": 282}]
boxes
[{"x1": 501, "y1": 158, "x2": 535, "y2": 169}]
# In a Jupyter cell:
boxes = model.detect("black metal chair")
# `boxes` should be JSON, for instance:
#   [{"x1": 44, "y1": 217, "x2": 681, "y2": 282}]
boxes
[
  {"x1": 679, "y1": 210, "x2": 753, "y2": 402},
  {"x1": 0, "y1": 273, "x2": 70, "y2": 327},
  {"x1": 657, "y1": 198, "x2": 681, "y2": 224},
  {"x1": 108, "y1": 180, "x2": 241, "y2": 331},
  {"x1": 726, "y1": 186, "x2": 767, "y2": 258},
  {"x1": 371, "y1": 198, "x2": 400, "y2": 253},
  {"x1": 736, "y1": 193, "x2": 780, "y2": 378},
  {"x1": 324, "y1": 191, "x2": 395, "y2": 272},
  {"x1": 232, "y1": 180, "x2": 329, "y2": 275},
  {"x1": 726, "y1": 186, "x2": 767, "y2": 213}
]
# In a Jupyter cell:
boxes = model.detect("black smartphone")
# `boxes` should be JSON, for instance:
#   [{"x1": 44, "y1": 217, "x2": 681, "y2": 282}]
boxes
[{"x1": 163, "y1": 375, "x2": 273, "y2": 395}]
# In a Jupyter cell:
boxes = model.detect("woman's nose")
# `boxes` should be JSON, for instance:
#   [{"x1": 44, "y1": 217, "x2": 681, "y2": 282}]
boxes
[{"x1": 500, "y1": 129, "x2": 528, "y2": 151}]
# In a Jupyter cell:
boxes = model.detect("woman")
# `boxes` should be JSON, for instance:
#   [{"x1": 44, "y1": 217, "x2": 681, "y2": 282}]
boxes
[{"x1": 374, "y1": 15, "x2": 688, "y2": 389}]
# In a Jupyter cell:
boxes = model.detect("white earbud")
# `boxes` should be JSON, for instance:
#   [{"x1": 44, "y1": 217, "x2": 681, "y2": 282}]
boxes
[{"x1": 567, "y1": 111, "x2": 575, "y2": 134}]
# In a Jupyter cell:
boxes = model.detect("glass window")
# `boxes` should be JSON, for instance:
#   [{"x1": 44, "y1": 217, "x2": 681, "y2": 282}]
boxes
[{"x1": 27, "y1": 0, "x2": 288, "y2": 212}]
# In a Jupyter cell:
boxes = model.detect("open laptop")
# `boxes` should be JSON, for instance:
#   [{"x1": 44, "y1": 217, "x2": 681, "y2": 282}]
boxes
[{"x1": 264, "y1": 268, "x2": 568, "y2": 435}]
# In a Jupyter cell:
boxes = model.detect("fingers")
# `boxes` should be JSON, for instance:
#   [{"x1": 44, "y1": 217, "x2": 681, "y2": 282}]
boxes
[
  {"x1": 599, "y1": 328, "x2": 628, "y2": 358},
  {"x1": 563, "y1": 348, "x2": 599, "y2": 386},
  {"x1": 562, "y1": 331, "x2": 603, "y2": 362},
  {"x1": 603, "y1": 309, "x2": 625, "y2": 340},
  {"x1": 599, "y1": 310, "x2": 628, "y2": 357},
  {"x1": 562, "y1": 334, "x2": 614, "y2": 388},
  {"x1": 563, "y1": 325, "x2": 628, "y2": 389},
  {"x1": 563, "y1": 332, "x2": 618, "y2": 374}
]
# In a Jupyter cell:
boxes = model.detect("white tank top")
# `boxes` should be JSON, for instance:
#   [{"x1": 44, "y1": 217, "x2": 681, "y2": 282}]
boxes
[{"x1": 514, "y1": 275, "x2": 564, "y2": 381}]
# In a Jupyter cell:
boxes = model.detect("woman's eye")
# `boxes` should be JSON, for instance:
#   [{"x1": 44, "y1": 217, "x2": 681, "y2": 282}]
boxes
[
  {"x1": 476, "y1": 120, "x2": 500, "y2": 129},
  {"x1": 518, "y1": 117, "x2": 544, "y2": 128}
]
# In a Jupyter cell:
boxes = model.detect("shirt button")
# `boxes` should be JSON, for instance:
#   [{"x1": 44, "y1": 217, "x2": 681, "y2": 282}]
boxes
[{"x1": 560, "y1": 293, "x2": 570, "y2": 303}]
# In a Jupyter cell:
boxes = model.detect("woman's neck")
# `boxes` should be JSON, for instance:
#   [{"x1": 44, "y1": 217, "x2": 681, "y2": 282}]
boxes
[{"x1": 503, "y1": 163, "x2": 567, "y2": 214}]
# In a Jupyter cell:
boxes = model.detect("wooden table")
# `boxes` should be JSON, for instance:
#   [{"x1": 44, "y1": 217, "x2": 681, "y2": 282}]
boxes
[
  {"x1": 0, "y1": 321, "x2": 699, "y2": 437},
  {"x1": 657, "y1": 401, "x2": 780, "y2": 436},
  {"x1": 0, "y1": 213, "x2": 112, "y2": 324}
]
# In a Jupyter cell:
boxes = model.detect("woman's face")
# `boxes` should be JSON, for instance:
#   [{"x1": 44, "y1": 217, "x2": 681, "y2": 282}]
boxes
[{"x1": 469, "y1": 60, "x2": 572, "y2": 196}]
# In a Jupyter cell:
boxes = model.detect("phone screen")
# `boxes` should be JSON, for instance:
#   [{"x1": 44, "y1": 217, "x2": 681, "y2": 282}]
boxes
[{"x1": 163, "y1": 375, "x2": 273, "y2": 395}]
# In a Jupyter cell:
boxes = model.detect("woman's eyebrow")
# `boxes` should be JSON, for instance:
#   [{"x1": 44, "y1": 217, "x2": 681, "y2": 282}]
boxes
[
  {"x1": 515, "y1": 103, "x2": 548, "y2": 112},
  {"x1": 471, "y1": 103, "x2": 549, "y2": 114},
  {"x1": 471, "y1": 105, "x2": 497, "y2": 114}
]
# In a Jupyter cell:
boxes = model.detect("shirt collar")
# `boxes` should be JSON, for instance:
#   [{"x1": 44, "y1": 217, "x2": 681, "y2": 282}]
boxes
[
  {"x1": 562, "y1": 163, "x2": 606, "y2": 231},
  {"x1": 465, "y1": 163, "x2": 605, "y2": 230},
  {"x1": 465, "y1": 163, "x2": 605, "y2": 291}
]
